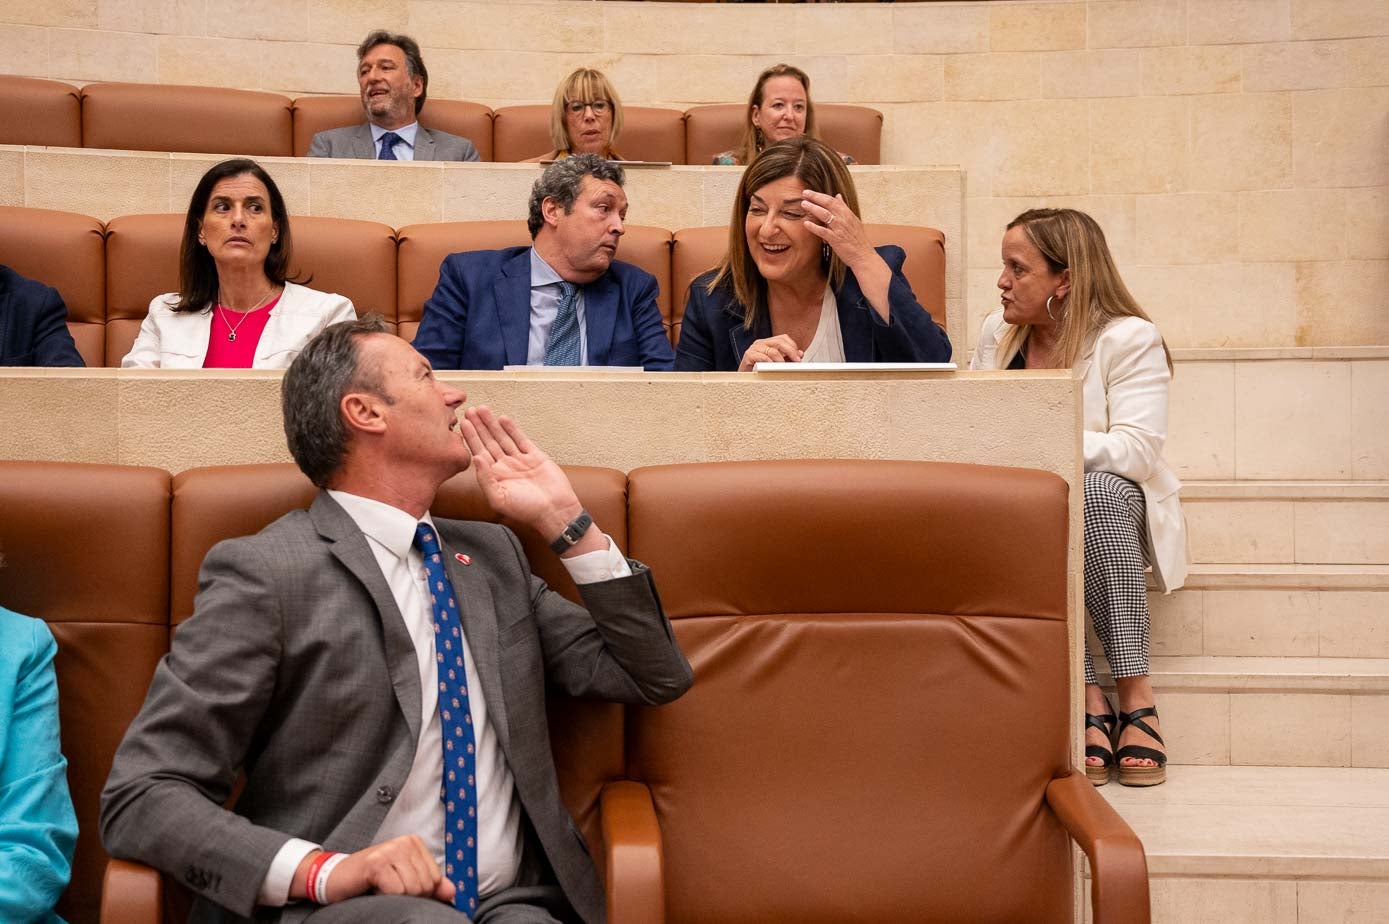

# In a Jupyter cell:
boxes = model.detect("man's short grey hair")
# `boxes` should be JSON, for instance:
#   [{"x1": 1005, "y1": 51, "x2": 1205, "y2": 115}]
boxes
[
  {"x1": 526, "y1": 154, "x2": 626, "y2": 238},
  {"x1": 282, "y1": 315, "x2": 392, "y2": 489}
]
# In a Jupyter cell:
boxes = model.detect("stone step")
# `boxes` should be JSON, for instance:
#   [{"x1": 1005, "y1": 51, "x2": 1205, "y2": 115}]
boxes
[
  {"x1": 1086, "y1": 765, "x2": 1389, "y2": 923},
  {"x1": 1095, "y1": 656, "x2": 1389, "y2": 769},
  {"x1": 1165, "y1": 353, "x2": 1387, "y2": 484},
  {"x1": 1147, "y1": 565, "x2": 1389, "y2": 659},
  {"x1": 1180, "y1": 481, "x2": 1389, "y2": 566}
]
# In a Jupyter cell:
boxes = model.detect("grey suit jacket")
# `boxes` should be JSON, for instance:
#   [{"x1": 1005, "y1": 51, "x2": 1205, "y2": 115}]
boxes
[
  {"x1": 307, "y1": 122, "x2": 481, "y2": 162},
  {"x1": 100, "y1": 492, "x2": 691, "y2": 923}
]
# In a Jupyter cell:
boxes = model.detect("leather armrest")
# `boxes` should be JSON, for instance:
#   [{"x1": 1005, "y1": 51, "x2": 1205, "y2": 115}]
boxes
[
  {"x1": 1045, "y1": 768, "x2": 1151, "y2": 924},
  {"x1": 600, "y1": 780, "x2": 665, "y2": 924},
  {"x1": 100, "y1": 858, "x2": 164, "y2": 924}
]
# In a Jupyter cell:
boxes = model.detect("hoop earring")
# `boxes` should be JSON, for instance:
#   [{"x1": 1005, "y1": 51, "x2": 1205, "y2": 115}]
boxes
[{"x1": 1045, "y1": 295, "x2": 1058, "y2": 322}]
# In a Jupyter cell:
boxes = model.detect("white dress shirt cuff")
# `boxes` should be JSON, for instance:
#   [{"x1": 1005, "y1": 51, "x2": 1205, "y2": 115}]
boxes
[
  {"x1": 258, "y1": 838, "x2": 320, "y2": 906},
  {"x1": 560, "y1": 534, "x2": 632, "y2": 583}
]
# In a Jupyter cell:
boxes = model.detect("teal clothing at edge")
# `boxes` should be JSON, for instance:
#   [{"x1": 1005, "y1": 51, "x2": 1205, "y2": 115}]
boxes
[{"x1": 0, "y1": 606, "x2": 78, "y2": 924}]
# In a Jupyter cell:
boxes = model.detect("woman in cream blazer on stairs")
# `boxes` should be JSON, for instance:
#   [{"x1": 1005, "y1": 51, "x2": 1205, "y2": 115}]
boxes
[{"x1": 972, "y1": 207, "x2": 1189, "y2": 788}]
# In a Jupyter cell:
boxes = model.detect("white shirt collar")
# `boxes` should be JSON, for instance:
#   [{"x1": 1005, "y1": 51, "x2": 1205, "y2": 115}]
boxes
[
  {"x1": 369, "y1": 121, "x2": 419, "y2": 150},
  {"x1": 327, "y1": 489, "x2": 433, "y2": 563}
]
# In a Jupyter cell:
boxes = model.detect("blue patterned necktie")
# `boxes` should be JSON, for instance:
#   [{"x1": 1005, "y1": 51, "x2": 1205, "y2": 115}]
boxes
[
  {"x1": 544, "y1": 281, "x2": 582, "y2": 366},
  {"x1": 378, "y1": 131, "x2": 401, "y2": 160},
  {"x1": 413, "y1": 523, "x2": 479, "y2": 915}
]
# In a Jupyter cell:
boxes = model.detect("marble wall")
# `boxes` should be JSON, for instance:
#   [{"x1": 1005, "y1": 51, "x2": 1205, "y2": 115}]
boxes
[{"x1": 3, "y1": 0, "x2": 1386, "y2": 350}]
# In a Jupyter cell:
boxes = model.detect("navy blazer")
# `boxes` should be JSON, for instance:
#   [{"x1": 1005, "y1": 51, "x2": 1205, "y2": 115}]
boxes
[
  {"x1": 674, "y1": 245, "x2": 951, "y2": 371},
  {"x1": 413, "y1": 247, "x2": 675, "y2": 371},
  {"x1": 0, "y1": 265, "x2": 84, "y2": 367}
]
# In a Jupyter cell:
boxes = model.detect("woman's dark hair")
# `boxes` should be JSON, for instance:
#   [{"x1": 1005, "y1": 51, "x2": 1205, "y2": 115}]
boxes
[
  {"x1": 707, "y1": 136, "x2": 858, "y2": 332},
  {"x1": 175, "y1": 158, "x2": 298, "y2": 313}
]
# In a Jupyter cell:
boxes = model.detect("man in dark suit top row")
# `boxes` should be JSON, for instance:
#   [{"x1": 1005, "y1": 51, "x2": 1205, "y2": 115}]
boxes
[
  {"x1": 412, "y1": 155, "x2": 676, "y2": 372},
  {"x1": 0, "y1": 264, "x2": 84, "y2": 366},
  {"x1": 308, "y1": 31, "x2": 480, "y2": 163},
  {"x1": 100, "y1": 316, "x2": 693, "y2": 922}
]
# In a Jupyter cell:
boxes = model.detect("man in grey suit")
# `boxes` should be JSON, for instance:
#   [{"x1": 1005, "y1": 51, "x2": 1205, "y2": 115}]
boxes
[
  {"x1": 101, "y1": 316, "x2": 692, "y2": 923},
  {"x1": 308, "y1": 31, "x2": 481, "y2": 162}
]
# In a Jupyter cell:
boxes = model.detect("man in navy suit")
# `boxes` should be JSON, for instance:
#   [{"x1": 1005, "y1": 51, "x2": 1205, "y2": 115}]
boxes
[
  {"x1": 0, "y1": 265, "x2": 84, "y2": 367},
  {"x1": 412, "y1": 155, "x2": 675, "y2": 371}
]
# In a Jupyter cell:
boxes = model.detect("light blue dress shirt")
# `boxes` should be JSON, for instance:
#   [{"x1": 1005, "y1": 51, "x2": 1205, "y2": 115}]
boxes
[
  {"x1": 370, "y1": 121, "x2": 419, "y2": 161},
  {"x1": 526, "y1": 248, "x2": 588, "y2": 366}
]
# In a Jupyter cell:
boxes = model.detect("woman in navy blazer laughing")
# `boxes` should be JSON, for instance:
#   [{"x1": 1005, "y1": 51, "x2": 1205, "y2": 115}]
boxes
[{"x1": 676, "y1": 137, "x2": 950, "y2": 371}]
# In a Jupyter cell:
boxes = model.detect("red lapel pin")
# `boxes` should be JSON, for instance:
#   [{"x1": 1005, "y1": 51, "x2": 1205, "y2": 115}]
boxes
[{"x1": 455, "y1": 553, "x2": 471, "y2": 565}]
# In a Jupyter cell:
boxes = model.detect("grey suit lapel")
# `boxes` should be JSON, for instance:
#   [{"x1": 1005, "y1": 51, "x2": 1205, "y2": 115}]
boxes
[
  {"x1": 354, "y1": 123, "x2": 377, "y2": 160},
  {"x1": 414, "y1": 126, "x2": 436, "y2": 161},
  {"x1": 435, "y1": 528, "x2": 512, "y2": 756},
  {"x1": 311, "y1": 493, "x2": 422, "y2": 745}
]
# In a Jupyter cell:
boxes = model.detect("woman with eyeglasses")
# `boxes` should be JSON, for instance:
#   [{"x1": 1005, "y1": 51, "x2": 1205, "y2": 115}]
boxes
[{"x1": 527, "y1": 68, "x2": 625, "y2": 162}]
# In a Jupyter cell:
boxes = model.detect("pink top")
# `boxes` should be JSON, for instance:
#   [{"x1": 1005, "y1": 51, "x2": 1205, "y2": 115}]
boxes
[{"x1": 202, "y1": 295, "x2": 282, "y2": 369}]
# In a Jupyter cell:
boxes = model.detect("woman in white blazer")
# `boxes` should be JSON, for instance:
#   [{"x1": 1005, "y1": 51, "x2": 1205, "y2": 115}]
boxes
[
  {"x1": 971, "y1": 208, "x2": 1188, "y2": 788},
  {"x1": 121, "y1": 159, "x2": 355, "y2": 369}
]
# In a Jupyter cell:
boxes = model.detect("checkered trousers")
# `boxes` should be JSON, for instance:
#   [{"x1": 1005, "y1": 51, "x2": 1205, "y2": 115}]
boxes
[{"x1": 1083, "y1": 470, "x2": 1151, "y2": 685}]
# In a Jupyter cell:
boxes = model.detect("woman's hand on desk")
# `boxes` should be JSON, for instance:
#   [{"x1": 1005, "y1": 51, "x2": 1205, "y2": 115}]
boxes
[{"x1": 738, "y1": 335, "x2": 803, "y2": 371}]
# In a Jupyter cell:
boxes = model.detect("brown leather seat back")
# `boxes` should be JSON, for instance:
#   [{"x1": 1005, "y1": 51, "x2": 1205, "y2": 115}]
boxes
[
  {"x1": 817, "y1": 103, "x2": 884, "y2": 165},
  {"x1": 0, "y1": 461, "x2": 172, "y2": 924},
  {"x1": 288, "y1": 216, "x2": 398, "y2": 327},
  {"x1": 492, "y1": 105, "x2": 553, "y2": 162},
  {"x1": 683, "y1": 104, "x2": 746, "y2": 166},
  {"x1": 396, "y1": 220, "x2": 532, "y2": 343},
  {"x1": 0, "y1": 75, "x2": 82, "y2": 147},
  {"x1": 669, "y1": 224, "x2": 945, "y2": 346},
  {"x1": 614, "y1": 226, "x2": 673, "y2": 330},
  {"x1": 103, "y1": 214, "x2": 183, "y2": 365},
  {"x1": 669, "y1": 226, "x2": 726, "y2": 346},
  {"x1": 292, "y1": 96, "x2": 495, "y2": 160},
  {"x1": 170, "y1": 464, "x2": 317, "y2": 625},
  {"x1": 616, "y1": 106, "x2": 685, "y2": 163},
  {"x1": 626, "y1": 460, "x2": 1072, "y2": 924},
  {"x1": 81, "y1": 83, "x2": 293, "y2": 156},
  {"x1": 684, "y1": 103, "x2": 883, "y2": 166},
  {"x1": 0, "y1": 205, "x2": 107, "y2": 365}
]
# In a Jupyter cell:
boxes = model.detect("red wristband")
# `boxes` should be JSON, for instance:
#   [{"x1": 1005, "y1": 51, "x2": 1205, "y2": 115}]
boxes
[{"x1": 304, "y1": 851, "x2": 335, "y2": 904}]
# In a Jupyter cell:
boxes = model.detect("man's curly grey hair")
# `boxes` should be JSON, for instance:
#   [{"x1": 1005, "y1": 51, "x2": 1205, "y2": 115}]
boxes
[{"x1": 526, "y1": 154, "x2": 626, "y2": 238}]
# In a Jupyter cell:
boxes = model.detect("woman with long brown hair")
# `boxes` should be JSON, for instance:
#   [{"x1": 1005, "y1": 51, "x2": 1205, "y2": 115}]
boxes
[
  {"x1": 677, "y1": 136, "x2": 949, "y2": 371},
  {"x1": 713, "y1": 64, "x2": 854, "y2": 167}
]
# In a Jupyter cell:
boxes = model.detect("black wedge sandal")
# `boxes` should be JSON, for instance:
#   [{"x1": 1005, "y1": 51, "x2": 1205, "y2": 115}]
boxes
[
  {"x1": 1084, "y1": 708, "x2": 1117, "y2": 786},
  {"x1": 1116, "y1": 706, "x2": 1167, "y2": 787}
]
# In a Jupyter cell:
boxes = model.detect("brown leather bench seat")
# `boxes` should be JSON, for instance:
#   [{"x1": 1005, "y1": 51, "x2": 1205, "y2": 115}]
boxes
[
  {"x1": 0, "y1": 77, "x2": 882, "y2": 165},
  {"x1": 0, "y1": 458, "x2": 1147, "y2": 923}
]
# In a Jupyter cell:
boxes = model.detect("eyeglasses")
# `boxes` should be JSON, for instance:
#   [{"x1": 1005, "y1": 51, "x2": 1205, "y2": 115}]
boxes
[{"x1": 565, "y1": 99, "x2": 611, "y2": 115}]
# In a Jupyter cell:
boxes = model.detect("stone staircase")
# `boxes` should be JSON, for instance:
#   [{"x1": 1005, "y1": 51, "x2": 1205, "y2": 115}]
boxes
[{"x1": 1087, "y1": 353, "x2": 1389, "y2": 921}]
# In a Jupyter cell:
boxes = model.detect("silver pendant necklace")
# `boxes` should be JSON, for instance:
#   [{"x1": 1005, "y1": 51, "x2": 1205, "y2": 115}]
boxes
[{"x1": 218, "y1": 289, "x2": 277, "y2": 342}]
